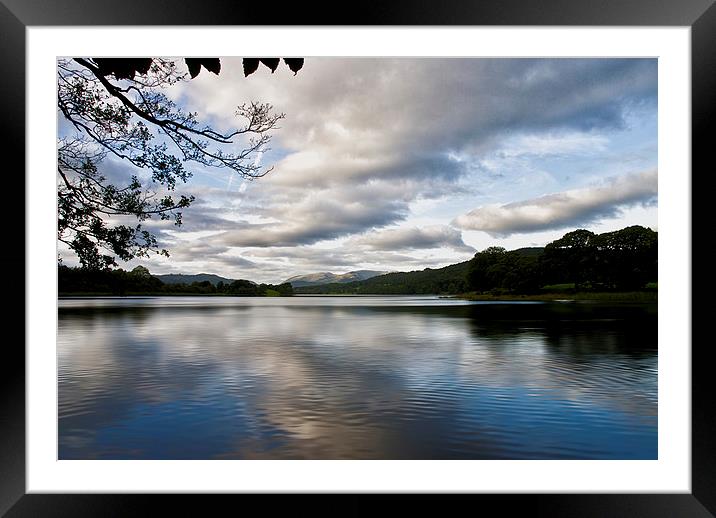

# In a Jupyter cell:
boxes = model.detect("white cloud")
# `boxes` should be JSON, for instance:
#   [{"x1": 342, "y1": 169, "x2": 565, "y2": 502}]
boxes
[
  {"x1": 453, "y1": 169, "x2": 657, "y2": 236},
  {"x1": 172, "y1": 58, "x2": 656, "y2": 190},
  {"x1": 349, "y1": 225, "x2": 474, "y2": 253}
]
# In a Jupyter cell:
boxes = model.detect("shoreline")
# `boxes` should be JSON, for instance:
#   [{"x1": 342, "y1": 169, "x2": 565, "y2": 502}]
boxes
[
  {"x1": 58, "y1": 291, "x2": 657, "y2": 302},
  {"x1": 450, "y1": 291, "x2": 657, "y2": 302}
]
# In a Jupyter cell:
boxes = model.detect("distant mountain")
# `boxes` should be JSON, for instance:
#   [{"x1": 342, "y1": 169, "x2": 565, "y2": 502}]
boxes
[
  {"x1": 155, "y1": 273, "x2": 236, "y2": 286},
  {"x1": 284, "y1": 270, "x2": 388, "y2": 287}
]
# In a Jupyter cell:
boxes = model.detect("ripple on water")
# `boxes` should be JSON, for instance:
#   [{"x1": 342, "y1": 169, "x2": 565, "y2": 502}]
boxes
[{"x1": 58, "y1": 297, "x2": 657, "y2": 459}]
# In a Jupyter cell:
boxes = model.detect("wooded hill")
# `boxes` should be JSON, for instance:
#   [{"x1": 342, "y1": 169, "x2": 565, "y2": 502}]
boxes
[
  {"x1": 295, "y1": 248, "x2": 542, "y2": 295},
  {"x1": 154, "y1": 273, "x2": 236, "y2": 286},
  {"x1": 296, "y1": 226, "x2": 657, "y2": 296}
]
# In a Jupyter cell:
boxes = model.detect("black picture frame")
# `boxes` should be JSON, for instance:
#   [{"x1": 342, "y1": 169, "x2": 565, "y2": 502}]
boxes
[{"x1": 2, "y1": 0, "x2": 711, "y2": 515}]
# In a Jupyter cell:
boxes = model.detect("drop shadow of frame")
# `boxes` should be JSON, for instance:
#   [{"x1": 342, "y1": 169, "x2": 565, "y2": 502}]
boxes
[{"x1": 2, "y1": 0, "x2": 713, "y2": 515}]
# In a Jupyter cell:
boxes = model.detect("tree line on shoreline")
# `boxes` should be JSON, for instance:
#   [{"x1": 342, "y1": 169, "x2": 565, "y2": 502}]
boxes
[
  {"x1": 58, "y1": 225, "x2": 656, "y2": 297},
  {"x1": 58, "y1": 265, "x2": 293, "y2": 296}
]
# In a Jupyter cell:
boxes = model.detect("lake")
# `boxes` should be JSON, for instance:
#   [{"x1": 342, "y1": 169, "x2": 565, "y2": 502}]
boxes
[{"x1": 58, "y1": 296, "x2": 657, "y2": 459}]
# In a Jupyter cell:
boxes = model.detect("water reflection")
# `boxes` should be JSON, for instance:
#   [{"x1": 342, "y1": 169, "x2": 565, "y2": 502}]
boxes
[{"x1": 58, "y1": 296, "x2": 657, "y2": 459}]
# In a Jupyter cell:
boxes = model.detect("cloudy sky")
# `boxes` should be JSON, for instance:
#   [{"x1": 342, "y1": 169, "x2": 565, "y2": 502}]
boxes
[{"x1": 60, "y1": 58, "x2": 658, "y2": 283}]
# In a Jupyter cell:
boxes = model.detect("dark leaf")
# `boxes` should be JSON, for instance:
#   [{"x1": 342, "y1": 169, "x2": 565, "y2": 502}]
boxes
[
  {"x1": 200, "y1": 58, "x2": 221, "y2": 75},
  {"x1": 283, "y1": 58, "x2": 304, "y2": 75},
  {"x1": 259, "y1": 58, "x2": 280, "y2": 73},
  {"x1": 243, "y1": 58, "x2": 260, "y2": 77},
  {"x1": 94, "y1": 58, "x2": 153, "y2": 80},
  {"x1": 184, "y1": 58, "x2": 202, "y2": 79}
]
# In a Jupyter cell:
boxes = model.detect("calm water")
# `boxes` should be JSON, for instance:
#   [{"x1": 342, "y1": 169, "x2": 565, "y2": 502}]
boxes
[{"x1": 58, "y1": 296, "x2": 657, "y2": 459}]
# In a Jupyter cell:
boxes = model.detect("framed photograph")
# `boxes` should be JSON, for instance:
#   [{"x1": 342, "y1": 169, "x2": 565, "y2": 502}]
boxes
[{"x1": 4, "y1": 0, "x2": 712, "y2": 514}]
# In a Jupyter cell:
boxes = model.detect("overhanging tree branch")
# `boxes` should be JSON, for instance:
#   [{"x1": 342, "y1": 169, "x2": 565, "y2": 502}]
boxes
[{"x1": 57, "y1": 57, "x2": 299, "y2": 269}]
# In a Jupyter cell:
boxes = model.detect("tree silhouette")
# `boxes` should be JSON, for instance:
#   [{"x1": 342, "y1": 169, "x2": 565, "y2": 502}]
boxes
[
  {"x1": 58, "y1": 57, "x2": 303, "y2": 269},
  {"x1": 466, "y1": 246, "x2": 507, "y2": 292},
  {"x1": 541, "y1": 229, "x2": 597, "y2": 290},
  {"x1": 593, "y1": 225, "x2": 657, "y2": 289}
]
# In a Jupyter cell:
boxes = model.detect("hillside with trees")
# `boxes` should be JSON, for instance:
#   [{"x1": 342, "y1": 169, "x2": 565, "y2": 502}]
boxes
[
  {"x1": 295, "y1": 260, "x2": 473, "y2": 295},
  {"x1": 296, "y1": 225, "x2": 657, "y2": 297},
  {"x1": 155, "y1": 273, "x2": 235, "y2": 286}
]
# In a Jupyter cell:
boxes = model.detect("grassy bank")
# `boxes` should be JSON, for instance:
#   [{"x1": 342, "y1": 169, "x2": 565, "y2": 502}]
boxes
[{"x1": 453, "y1": 290, "x2": 657, "y2": 302}]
